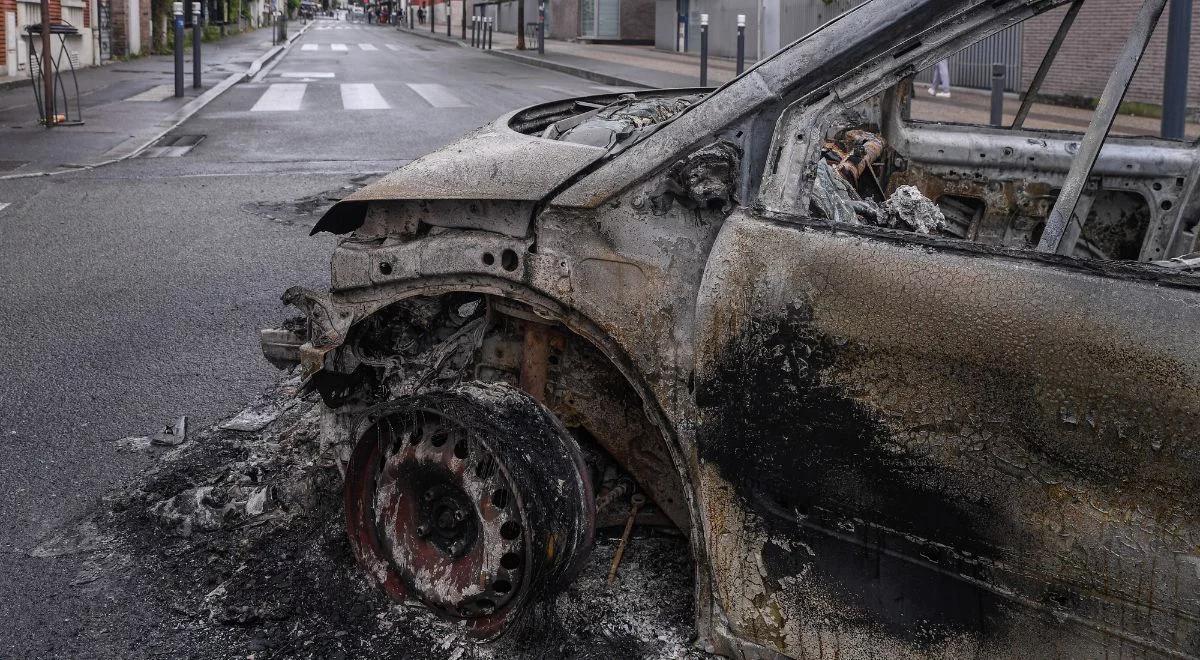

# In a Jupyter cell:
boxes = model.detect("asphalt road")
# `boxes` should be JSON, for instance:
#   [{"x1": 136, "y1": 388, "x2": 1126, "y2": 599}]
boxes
[{"x1": 0, "y1": 21, "x2": 631, "y2": 657}]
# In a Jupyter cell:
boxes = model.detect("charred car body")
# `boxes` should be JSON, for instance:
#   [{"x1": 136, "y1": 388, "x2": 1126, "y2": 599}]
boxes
[{"x1": 266, "y1": 0, "x2": 1200, "y2": 657}]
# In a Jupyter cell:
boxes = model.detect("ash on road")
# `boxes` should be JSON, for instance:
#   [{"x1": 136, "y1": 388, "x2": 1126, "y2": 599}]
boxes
[{"x1": 42, "y1": 373, "x2": 704, "y2": 659}]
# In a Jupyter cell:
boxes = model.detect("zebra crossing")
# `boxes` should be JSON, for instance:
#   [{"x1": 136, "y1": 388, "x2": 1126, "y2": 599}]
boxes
[
  {"x1": 294, "y1": 42, "x2": 398, "y2": 51},
  {"x1": 246, "y1": 81, "x2": 473, "y2": 112}
]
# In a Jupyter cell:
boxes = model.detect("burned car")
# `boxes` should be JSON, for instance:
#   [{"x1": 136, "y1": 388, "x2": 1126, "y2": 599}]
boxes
[{"x1": 265, "y1": 0, "x2": 1200, "y2": 657}]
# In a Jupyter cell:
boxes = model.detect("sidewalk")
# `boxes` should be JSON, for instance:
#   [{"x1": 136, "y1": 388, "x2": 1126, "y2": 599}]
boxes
[
  {"x1": 0, "y1": 24, "x2": 307, "y2": 177},
  {"x1": 398, "y1": 23, "x2": 1199, "y2": 140},
  {"x1": 399, "y1": 23, "x2": 738, "y2": 88}
]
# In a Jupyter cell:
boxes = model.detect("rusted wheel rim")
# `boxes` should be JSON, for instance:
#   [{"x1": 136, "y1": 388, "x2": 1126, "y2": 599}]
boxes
[{"x1": 345, "y1": 384, "x2": 594, "y2": 639}]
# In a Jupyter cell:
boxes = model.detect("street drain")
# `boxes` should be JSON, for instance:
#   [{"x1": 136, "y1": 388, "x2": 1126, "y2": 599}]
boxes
[{"x1": 141, "y1": 134, "x2": 206, "y2": 158}]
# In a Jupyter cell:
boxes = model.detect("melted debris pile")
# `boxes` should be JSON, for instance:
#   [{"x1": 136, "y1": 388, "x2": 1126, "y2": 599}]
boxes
[
  {"x1": 547, "y1": 94, "x2": 706, "y2": 150},
  {"x1": 811, "y1": 130, "x2": 948, "y2": 235},
  {"x1": 67, "y1": 372, "x2": 704, "y2": 659}
]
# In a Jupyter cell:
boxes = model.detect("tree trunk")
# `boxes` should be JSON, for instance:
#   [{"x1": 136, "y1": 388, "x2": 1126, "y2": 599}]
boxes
[{"x1": 516, "y1": 0, "x2": 525, "y2": 49}]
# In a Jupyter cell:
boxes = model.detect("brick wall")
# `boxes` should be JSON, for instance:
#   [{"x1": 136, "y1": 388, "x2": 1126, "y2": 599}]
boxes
[
  {"x1": 1, "y1": 0, "x2": 14, "y2": 68},
  {"x1": 108, "y1": 0, "x2": 148, "y2": 55},
  {"x1": 110, "y1": 0, "x2": 127, "y2": 54},
  {"x1": 619, "y1": 0, "x2": 654, "y2": 42},
  {"x1": 1, "y1": 0, "x2": 107, "y2": 68},
  {"x1": 1022, "y1": 0, "x2": 1200, "y2": 110}
]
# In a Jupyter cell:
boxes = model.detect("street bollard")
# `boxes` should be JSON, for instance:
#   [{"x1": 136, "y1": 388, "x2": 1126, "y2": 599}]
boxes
[
  {"x1": 431, "y1": 2, "x2": 435, "y2": 33},
  {"x1": 1162, "y1": 0, "x2": 1192, "y2": 139},
  {"x1": 471, "y1": 15, "x2": 477, "y2": 47},
  {"x1": 736, "y1": 14, "x2": 745, "y2": 75},
  {"x1": 487, "y1": 17, "x2": 493, "y2": 50},
  {"x1": 537, "y1": 0, "x2": 545, "y2": 55},
  {"x1": 699, "y1": 13, "x2": 708, "y2": 87},
  {"x1": 192, "y1": 6, "x2": 202, "y2": 88},
  {"x1": 173, "y1": 1, "x2": 184, "y2": 97},
  {"x1": 446, "y1": 0, "x2": 451, "y2": 36},
  {"x1": 990, "y1": 62, "x2": 1005, "y2": 127}
]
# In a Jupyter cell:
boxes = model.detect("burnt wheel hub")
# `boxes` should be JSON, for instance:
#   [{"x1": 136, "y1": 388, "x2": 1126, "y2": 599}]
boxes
[
  {"x1": 345, "y1": 383, "x2": 595, "y2": 639},
  {"x1": 417, "y1": 482, "x2": 476, "y2": 557}
]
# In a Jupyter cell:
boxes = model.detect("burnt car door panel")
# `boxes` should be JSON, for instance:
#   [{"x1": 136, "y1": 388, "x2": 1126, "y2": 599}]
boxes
[{"x1": 695, "y1": 210, "x2": 1200, "y2": 658}]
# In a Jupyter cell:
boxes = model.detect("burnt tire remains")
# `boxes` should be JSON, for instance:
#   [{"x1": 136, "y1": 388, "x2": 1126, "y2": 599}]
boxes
[{"x1": 344, "y1": 381, "x2": 595, "y2": 640}]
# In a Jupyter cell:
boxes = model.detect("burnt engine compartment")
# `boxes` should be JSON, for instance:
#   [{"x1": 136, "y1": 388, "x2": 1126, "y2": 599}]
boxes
[{"x1": 510, "y1": 91, "x2": 707, "y2": 152}]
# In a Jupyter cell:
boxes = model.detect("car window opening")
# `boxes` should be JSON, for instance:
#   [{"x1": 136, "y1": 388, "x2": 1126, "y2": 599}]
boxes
[{"x1": 804, "y1": 0, "x2": 1196, "y2": 269}]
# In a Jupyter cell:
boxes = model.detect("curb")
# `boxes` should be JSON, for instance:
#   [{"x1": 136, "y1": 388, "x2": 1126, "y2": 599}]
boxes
[
  {"x1": 0, "y1": 21, "x2": 312, "y2": 180},
  {"x1": 483, "y1": 49, "x2": 649, "y2": 89},
  {"x1": 0, "y1": 76, "x2": 26, "y2": 93},
  {"x1": 394, "y1": 25, "x2": 469, "y2": 47},
  {"x1": 395, "y1": 25, "x2": 651, "y2": 89}
]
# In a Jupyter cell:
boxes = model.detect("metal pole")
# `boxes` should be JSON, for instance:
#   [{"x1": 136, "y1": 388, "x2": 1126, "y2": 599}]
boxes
[
  {"x1": 736, "y1": 14, "x2": 745, "y2": 75},
  {"x1": 487, "y1": 16, "x2": 492, "y2": 49},
  {"x1": 192, "y1": 7, "x2": 202, "y2": 88},
  {"x1": 1038, "y1": 0, "x2": 1169, "y2": 254},
  {"x1": 1014, "y1": 0, "x2": 1083, "y2": 129},
  {"x1": 537, "y1": 0, "x2": 544, "y2": 55},
  {"x1": 1162, "y1": 0, "x2": 1192, "y2": 139},
  {"x1": 699, "y1": 13, "x2": 708, "y2": 86},
  {"x1": 174, "y1": 1, "x2": 184, "y2": 97},
  {"x1": 471, "y1": 14, "x2": 477, "y2": 46},
  {"x1": 446, "y1": 0, "x2": 450, "y2": 36},
  {"x1": 990, "y1": 63, "x2": 1005, "y2": 126},
  {"x1": 431, "y1": 0, "x2": 435, "y2": 32},
  {"x1": 39, "y1": 0, "x2": 54, "y2": 125}
]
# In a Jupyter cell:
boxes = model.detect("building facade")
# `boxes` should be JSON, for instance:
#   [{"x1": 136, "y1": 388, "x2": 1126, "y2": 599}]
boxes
[
  {"x1": 2, "y1": 0, "x2": 149, "y2": 78},
  {"x1": 654, "y1": 0, "x2": 1197, "y2": 116},
  {"x1": 1022, "y1": 0, "x2": 1200, "y2": 111},
  {"x1": 654, "y1": 0, "x2": 863, "y2": 60},
  {"x1": 465, "y1": 0, "x2": 654, "y2": 42}
]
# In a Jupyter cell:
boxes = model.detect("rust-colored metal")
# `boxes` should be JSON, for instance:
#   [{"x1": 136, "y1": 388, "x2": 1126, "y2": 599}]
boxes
[
  {"x1": 518, "y1": 322, "x2": 551, "y2": 402},
  {"x1": 606, "y1": 493, "x2": 645, "y2": 585},
  {"x1": 344, "y1": 384, "x2": 594, "y2": 640},
  {"x1": 825, "y1": 129, "x2": 886, "y2": 184}
]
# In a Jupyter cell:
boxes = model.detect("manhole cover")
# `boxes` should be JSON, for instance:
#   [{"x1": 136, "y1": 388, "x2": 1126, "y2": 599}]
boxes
[{"x1": 140, "y1": 134, "x2": 206, "y2": 158}]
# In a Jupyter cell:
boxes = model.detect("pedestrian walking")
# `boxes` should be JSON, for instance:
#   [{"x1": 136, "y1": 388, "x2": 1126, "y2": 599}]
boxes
[
  {"x1": 418, "y1": 7, "x2": 425, "y2": 24},
  {"x1": 929, "y1": 60, "x2": 951, "y2": 98}
]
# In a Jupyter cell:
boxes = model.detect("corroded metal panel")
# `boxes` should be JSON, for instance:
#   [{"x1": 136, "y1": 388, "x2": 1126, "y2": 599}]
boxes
[{"x1": 694, "y1": 211, "x2": 1200, "y2": 658}]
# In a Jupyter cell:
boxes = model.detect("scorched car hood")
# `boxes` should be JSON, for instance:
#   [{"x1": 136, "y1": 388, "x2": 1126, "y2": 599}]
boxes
[{"x1": 310, "y1": 114, "x2": 607, "y2": 235}]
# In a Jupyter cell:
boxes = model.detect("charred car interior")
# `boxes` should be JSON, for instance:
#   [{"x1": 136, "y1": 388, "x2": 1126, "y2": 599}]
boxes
[{"x1": 266, "y1": 0, "x2": 1200, "y2": 658}]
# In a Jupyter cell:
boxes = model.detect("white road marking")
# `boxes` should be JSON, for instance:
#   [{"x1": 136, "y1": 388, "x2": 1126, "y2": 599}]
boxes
[
  {"x1": 331, "y1": 43, "x2": 348, "y2": 51},
  {"x1": 359, "y1": 43, "x2": 377, "y2": 51},
  {"x1": 301, "y1": 43, "x2": 318, "y2": 51},
  {"x1": 341, "y1": 83, "x2": 389, "y2": 110},
  {"x1": 277, "y1": 71, "x2": 335, "y2": 78},
  {"x1": 385, "y1": 44, "x2": 401, "y2": 51},
  {"x1": 407, "y1": 83, "x2": 469, "y2": 108},
  {"x1": 125, "y1": 84, "x2": 175, "y2": 102},
  {"x1": 0, "y1": 203, "x2": 10, "y2": 213},
  {"x1": 251, "y1": 83, "x2": 307, "y2": 111}
]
